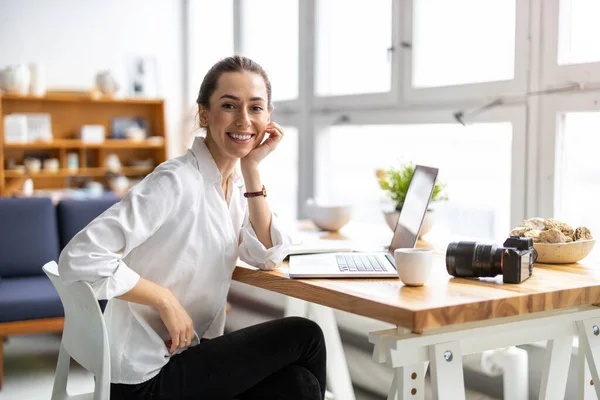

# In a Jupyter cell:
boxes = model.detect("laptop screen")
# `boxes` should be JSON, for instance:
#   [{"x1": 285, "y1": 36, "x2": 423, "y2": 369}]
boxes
[{"x1": 388, "y1": 165, "x2": 439, "y2": 255}]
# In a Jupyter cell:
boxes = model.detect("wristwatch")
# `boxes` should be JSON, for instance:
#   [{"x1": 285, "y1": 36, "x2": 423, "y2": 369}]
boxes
[{"x1": 244, "y1": 185, "x2": 267, "y2": 198}]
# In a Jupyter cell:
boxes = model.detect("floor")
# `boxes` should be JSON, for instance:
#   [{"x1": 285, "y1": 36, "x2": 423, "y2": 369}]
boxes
[{"x1": 2, "y1": 333, "x2": 497, "y2": 400}]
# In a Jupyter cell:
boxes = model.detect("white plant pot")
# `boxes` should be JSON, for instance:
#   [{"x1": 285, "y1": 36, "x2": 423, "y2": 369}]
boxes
[{"x1": 384, "y1": 210, "x2": 434, "y2": 238}]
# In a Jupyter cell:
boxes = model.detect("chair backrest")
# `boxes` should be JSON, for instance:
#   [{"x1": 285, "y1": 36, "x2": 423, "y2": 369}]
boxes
[{"x1": 42, "y1": 261, "x2": 110, "y2": 378}]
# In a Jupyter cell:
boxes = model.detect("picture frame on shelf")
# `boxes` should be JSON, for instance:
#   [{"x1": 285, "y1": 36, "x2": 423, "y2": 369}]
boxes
[
  {"x1": 127, "y1": 56, "x2": 158, "y2": 98},
  {"x1": 110, "y1": 117, "x2": 150, "y2": 140}
]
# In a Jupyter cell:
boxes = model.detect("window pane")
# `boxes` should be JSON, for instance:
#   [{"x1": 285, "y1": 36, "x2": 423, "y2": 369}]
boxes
[
  {"x1": 316, "y1": 124, "x2": 513, "y2": 241},
  {"x1": 412, "y1": 0, "x2": 516, "y2": 88},
  {"x1": 260, "y1": 126, "x2": 299, "y2": 223},
  {"x1": 315, "y1": 0, "x2": 392, "y2": 96},
  {"x1": 188, "y1": 0, "x2": 234, "y2": 102},
  {"x1": 241, "y1": 0, "x2": 298, "y2": 102},
  {"x1": 556, "y1": 113, "x2": 600, "y2": 238},
  {"x1": 558, "y1": 0, "x2": 600, "y2": 65}
]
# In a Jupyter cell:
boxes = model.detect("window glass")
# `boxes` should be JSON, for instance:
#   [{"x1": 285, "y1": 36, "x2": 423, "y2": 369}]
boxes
[
  {"x1": 558, "y1": 0, "x2": 600, "y2": 65},
  {"x1": 315, "y1": 0, "x2": 392, "y2": 96},
  {"x1": 241, "y1": 0, "x2": 299, "y2": 102},
  {"x1": 556, "y1": 112, "x2": 600, "y2": 238},
  {"x1": 412, "y1": 0, "x2": 516, "y2": 87}
]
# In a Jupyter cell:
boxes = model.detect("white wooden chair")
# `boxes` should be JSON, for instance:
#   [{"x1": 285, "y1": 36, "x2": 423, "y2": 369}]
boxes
[{"x1": 43, "y1": 261, "x2": 110, "y2": 400}]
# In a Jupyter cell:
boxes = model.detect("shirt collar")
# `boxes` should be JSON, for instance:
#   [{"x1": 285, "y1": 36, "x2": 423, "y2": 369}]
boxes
[{"x1": 190, "y1": 137, "x2": 244, "y2": 188}]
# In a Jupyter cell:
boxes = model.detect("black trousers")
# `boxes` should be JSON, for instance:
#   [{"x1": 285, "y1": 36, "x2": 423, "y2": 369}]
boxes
[{"x1": 110, "y1": 317, "x2": 327, "y2": 400}]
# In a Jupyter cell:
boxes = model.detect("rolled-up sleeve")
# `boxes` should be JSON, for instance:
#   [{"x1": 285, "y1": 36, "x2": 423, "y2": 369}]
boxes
[
  {"x1": 238, "y1": 213, "x2": 291, "y2": 270},
  {"x1": 58, "y1": 170, "x2": 183, "y2": 299}
]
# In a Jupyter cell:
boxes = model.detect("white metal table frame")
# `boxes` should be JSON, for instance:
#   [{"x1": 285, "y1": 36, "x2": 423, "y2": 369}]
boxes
[
  {"x1": 368, "y1": 305, "x2": 600, "y2": 400},
  {"x1": 286, "y1": 296, "x2": 600, "y2": 400}
]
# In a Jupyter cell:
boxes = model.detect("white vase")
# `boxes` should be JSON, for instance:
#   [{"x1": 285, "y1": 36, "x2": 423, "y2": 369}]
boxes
[
  {"x1": 29, "y1": 63, "x2": 46, "y2": 97},
  {"x1": 383, "y1": 210, "x2": 434, "y2": 238},
  {"x1": 0, "y1": 64, "x2": 31, "y2": 95}
]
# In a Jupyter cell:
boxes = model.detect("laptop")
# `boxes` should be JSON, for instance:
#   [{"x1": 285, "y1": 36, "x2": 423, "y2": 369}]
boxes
[{"x1": 288, "y1": 165, "x2": 439, "y2": 278}]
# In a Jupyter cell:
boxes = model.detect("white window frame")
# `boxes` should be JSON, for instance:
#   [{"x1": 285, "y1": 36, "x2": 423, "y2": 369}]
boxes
[
  {"x1": 541, "y1": 0, "x2": 600, "y2": 87},
  {"x1": 400, "y1": 0, "x2": 530, "y2": 105},
  {"x1": 311, "y1": 0, "x2": 402, "y2": 111},
  {"x1": 537, "y1": 92, "x2": 600, "y2": 219},
  {"x1": 313, "y1": 105, "x2": 528, "y2": 230}
]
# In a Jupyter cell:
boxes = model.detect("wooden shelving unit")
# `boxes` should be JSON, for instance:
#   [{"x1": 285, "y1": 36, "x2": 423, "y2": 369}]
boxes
[{"x1": 0, "y1": 93, "x2": 167, "y2": 196}]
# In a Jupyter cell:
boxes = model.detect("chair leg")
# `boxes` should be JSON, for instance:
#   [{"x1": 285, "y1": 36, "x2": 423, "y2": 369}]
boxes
[
  {"x1": 0, "y1": 336, "x2": 4, "y2": 390},
  {"x1": 51, "y1": 343, "x2": 70, "y2": 400}
]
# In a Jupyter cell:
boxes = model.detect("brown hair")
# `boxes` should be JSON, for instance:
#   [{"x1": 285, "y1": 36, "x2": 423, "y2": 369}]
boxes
[{"x1": 196, "y1": 55, "x2": 273, "y2": 111}]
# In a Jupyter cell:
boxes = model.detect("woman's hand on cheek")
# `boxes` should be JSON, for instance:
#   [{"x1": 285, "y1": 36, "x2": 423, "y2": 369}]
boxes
[{"x1": 241, "y1": 122, "x2": 284, "y2": 168}]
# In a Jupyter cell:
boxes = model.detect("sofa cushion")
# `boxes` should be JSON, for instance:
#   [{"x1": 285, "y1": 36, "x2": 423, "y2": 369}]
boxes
[
  {"x1": 0, "y1": 197, "x2": 59, "y2": 277},
  {"x1": 0, "y1": 275, "x2": 64, "y2": 322},
  {"x1": 56, "y1": 195, "x2": 120, "y2": 249}
]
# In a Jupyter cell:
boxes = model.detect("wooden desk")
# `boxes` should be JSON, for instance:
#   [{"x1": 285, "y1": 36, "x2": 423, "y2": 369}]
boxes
[{"x1": 232, "y1": 224, "x2": 600, "y2": 400}]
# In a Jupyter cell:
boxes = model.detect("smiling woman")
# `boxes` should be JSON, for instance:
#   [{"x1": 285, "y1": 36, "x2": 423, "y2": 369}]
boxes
[{"x1": 58, "y1": 55, "x2": 326, "y2": 400}]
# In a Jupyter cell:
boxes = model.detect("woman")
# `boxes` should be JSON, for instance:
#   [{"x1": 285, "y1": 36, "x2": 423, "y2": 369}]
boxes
[{"x1": 59, "y1": 56, "x2": 326, "y2": 400}]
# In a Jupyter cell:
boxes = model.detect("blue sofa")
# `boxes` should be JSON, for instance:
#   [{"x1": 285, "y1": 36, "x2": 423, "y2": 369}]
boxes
[{"x1": 0, "y1": 194, "x2": 119, "y2": 388}]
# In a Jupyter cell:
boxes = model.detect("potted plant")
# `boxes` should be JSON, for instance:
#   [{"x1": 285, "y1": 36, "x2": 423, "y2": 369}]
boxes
[{"x1": 376, "y1": 163, "x2": 448, "y2": 236}]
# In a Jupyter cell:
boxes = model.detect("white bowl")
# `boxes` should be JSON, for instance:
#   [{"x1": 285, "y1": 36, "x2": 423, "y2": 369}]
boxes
[
  {"x1": 534, "y1": 239, "x2": 596, "y2": 264},
  {"x1": 305, "y1": 200, "x2": 352, "y2": 232}
]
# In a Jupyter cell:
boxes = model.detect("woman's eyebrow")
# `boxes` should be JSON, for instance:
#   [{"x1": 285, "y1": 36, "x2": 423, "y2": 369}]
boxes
[{"x1": 219, "y1": 94, "x2": 265, "y2": 102}]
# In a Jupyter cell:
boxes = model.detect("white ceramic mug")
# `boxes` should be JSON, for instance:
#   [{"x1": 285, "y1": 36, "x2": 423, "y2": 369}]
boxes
[{"x1": 394, "y1": 248, "x2": 433, "y2": 287}]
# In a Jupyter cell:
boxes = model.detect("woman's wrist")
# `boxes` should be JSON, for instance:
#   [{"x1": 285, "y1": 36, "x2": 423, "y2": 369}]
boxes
[{"x1": 241, "y1": 162, "x2": 262, "y2": 192}]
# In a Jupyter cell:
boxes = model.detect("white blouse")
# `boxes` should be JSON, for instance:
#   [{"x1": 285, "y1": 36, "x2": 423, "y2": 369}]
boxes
[{"x1": 58, "y1": 137, "x2": 291, "y2": 384}]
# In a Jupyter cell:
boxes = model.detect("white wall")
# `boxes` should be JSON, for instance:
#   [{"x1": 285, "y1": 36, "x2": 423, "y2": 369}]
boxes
[{"x1": 0, "y1": 0, "x2": 186, "y2": 157}]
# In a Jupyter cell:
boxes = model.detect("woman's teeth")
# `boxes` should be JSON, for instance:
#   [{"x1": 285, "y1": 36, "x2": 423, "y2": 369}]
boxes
[{"x1": 227, "y1": 133, "x2": 253, "y2": 142}]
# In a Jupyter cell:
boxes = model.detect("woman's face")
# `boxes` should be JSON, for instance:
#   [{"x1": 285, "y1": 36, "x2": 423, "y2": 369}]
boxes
[{"x1": 200, "y1": 71, "x2": 271, "y2": 161}]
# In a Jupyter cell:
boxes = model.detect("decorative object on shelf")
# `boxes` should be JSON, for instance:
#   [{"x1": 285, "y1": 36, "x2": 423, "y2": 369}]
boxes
[
  {"x1": 85, "y1": 181, "x2": 104, "y2": 197},
  {"x1": 24, "y1": 157, "x2": 41, "y2": 174},
  {"x1": 22, "y1": 179, "x2": 34, "y2": 196},
  {"x1": 43, "y1": 158, "x2": 60, "y2": 173},
  {"x1": 104, "y1": 154, "x2": 122, "y2": 173},
  {"x1": 28, "y1": 63, "x2": 46, "y2": 97},
  {"x1": 67, "y1": 153, "x2": 79, "y2": 171},
  {"x1": 110, "y1": 117, "x2": 149, "y2": 140},
  {"x1": 0, "y1": 64, "x2": 31, "y2": 95},
  {"x1": 376, "y1": 163, "x2": 447, "y2": 236},
  {"x1": 95, "y1": 70, "x2": 120, "y2": 96},
  {"x1": 3, "y1": 113, "x2": 52, "y2": 143},
  {"x1": 128, "y1": 56, "x2": 158, "y2": 97},
  {"x1": 79, "y1": 125, "x2": 105, "y2": 143}
]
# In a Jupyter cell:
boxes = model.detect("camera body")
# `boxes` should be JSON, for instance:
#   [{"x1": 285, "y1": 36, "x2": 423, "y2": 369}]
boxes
[
  {"x1": 446, "y1": 236, "x2": 537, "y2": 284},
  {"x1": 500, "y1": 236, "x2": 536, "y2": 283}
]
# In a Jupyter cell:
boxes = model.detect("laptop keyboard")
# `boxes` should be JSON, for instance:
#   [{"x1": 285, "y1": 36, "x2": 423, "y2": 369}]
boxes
[{"x1": 336, "y1": 255, "x2": 388, "y2": 272}]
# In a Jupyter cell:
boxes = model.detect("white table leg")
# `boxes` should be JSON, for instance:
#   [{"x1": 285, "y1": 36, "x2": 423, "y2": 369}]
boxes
[
  {"x1": 309, "y1": 303, "x2": 356, "y2": 400},
  {"x1": 577, "y1": 318, "x2": 600, "y2": 399},
  {"x1": 578, "y1": 349, "x2": 596, "y2": 399},
  {"x1": 284, "y1": 296, "x2": 309, "y2": 318},
  {"x1": 539, "y1": 337, "x2": 573, "y2": 400},
  {"x1": 429, "y1": 341, "x2": 466, "y2": 400},
  {"x1": 387, "y1": 363, "x2": 428, "y2": 400}
]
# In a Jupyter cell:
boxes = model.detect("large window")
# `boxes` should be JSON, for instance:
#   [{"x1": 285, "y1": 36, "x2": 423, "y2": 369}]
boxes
[
  {"x1": 315, "y1": 123, "x2": 513, "y2": 241},
  {"x1": 315, "y1": 0, "x2": 392, "y2": 97},
  {"x1": 240, "y1": 0, "x2": 299, "y2": 102},
  {"x1": 555, "y1": 112, "x2": 600, "y2": 237},
  {"x1": 411, "y1": 0, "x2": 516, "y2": 88}
]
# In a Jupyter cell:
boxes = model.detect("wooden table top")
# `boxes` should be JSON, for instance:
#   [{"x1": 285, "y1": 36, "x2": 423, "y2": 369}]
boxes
[{"x1": 232, "y1": 221, "x2": 600, "y2": 333}]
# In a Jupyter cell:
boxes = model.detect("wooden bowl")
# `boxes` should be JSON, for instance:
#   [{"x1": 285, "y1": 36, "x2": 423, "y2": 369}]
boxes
[{"x1": 534, "y1": 239, "x2": 596, "y2": 264}]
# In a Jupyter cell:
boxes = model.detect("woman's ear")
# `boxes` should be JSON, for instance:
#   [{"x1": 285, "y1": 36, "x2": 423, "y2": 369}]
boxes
[{"x1": 198, "y1": 106, "x2": 209, "y2": 128}]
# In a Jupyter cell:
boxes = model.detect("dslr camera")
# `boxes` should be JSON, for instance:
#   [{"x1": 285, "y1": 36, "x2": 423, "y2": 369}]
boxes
[{"x1": 445, "y1": 236, "x2": 538, "y2": 284}]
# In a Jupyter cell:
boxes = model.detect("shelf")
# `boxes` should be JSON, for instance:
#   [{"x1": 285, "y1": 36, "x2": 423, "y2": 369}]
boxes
[
  {"x1": 0, "y1": 92, "x2": 164, "y2": 105},
  {"x1": 4, "y1": 166, "x2": 154, "y2": 178},
  {"x1": 4, "y1": 139, "x2": 165, "y2": 149}
]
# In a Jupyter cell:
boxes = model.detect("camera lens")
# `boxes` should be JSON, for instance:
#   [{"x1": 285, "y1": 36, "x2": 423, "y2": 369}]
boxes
[{"x1": 446, "y1": 241, "x2": 503, "y2": 278}]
